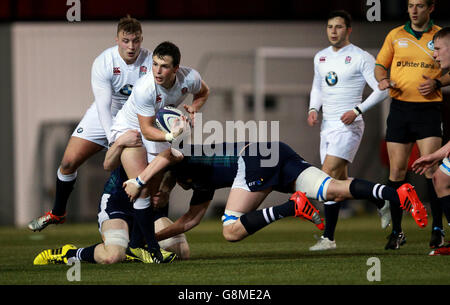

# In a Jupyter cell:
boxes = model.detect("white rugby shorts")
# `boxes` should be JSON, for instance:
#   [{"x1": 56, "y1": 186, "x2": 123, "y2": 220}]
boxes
[
  {"x1": 110, "y1": 113, "x2": 170, "y2": 162},
  {"x1": 72, "y1": 102, "x2": 109, "y2": 148},
  {"x1": 320, "y1": 119, "x2": 364, "y2": 164},
  {"x1": 230, "y1": 156, "x2": 250, "y2": 191}
]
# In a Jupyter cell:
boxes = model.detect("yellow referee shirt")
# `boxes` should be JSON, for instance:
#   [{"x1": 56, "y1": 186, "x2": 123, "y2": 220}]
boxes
[{"x1": 376, "y1": 21, "x2": 442, "y2": 102}]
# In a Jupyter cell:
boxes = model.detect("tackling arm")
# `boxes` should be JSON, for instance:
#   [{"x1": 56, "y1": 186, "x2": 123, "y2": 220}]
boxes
[
  {"x1": 103, "y1": 129, "x2": 143, "y2": 171},
  {"x1": 122, "y1": 147, "x2": 184, "y2": 200},
  {"x1": 155, "y1": 201, "x2": 210, "y2": 241}
]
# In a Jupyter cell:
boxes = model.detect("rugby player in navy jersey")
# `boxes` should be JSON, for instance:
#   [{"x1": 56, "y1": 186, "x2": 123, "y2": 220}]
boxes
[
  {"x1": 33, "y1": 132, "x2": 188, "y2": 265},
  {"x1": 121, "y1": 138, "x2": 428, "y2": 246}
]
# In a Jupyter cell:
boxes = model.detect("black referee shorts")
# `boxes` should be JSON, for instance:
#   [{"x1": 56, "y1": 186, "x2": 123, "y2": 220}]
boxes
[{"x1": 385, "y1": 99, "x2": 442, "y2": 143}]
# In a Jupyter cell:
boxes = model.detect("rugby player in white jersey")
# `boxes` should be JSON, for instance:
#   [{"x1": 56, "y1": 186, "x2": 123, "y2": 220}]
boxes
[
  {"x1": 107, "y1": 41, "x2": 209, "y2": 261},
  {"x1": 306, "y1": 10, "x2": 389, "y2": 251},
  {"x1": 28, "y1": 16, "x2": 154, "y2": 232}
]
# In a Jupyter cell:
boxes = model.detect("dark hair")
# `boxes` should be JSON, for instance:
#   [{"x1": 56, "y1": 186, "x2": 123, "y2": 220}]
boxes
[
  {"x1": 117, "y1": 15, "x2": 142, "y2": 35},
  {"x1": 327, "y1": 10, "x2": 352, "y2": 28},
  {"x1": 153, "y1": 41, "x2": 181, "y2": 67},
  {"x1": 433, "y1": 27, "x2": 450, "y2": 42}
]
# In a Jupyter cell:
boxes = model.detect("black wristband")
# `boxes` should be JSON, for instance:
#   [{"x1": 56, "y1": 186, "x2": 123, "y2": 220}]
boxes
[
  {"x1": 354, "y1": 106, "x2": 363, "y2": 115},
  {"x1": 435, "y1": 79, "x2": 442, "y2": 90}
]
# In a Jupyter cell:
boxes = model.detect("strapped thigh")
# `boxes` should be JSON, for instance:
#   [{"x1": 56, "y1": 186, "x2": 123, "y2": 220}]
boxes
[
  {"x1": 103, "y1": 229, "x2": 129, "y2": 248},
  {"x1": 295, "y1": 167, "x2": 332, "y2": 202},
  {"x1": 221, "y1": 209, "x2": 244, "y2": 226}
]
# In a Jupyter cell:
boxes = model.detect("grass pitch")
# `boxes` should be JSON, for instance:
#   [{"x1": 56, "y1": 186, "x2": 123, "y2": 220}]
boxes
[{"x1": 0, "y1": 215, "x2": 449, "y2": 285}]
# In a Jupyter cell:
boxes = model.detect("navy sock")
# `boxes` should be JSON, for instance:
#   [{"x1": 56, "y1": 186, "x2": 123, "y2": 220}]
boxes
[
  {"x1": 427, "y1": 178, "x2": 443, "y2": 229},
  {"x1": 66, "y1": 243, "x2": 99, "y2": 263},
  {"x1": 349, "y1": 178, "x2": 404, "y2": 233},
  {"x1": 323, "y1": 203, "x2": 341, "y2": 241},
  {"x1": 240, "y1": 200, "x2": 295, "y2": 235},
  {"x1": 349, "y1": 178, "x2": 399, "y2": 203},
  {"x1": 438, "y1": 195, "x2": 450, "y2": 225},
  {"x1": 52, "y1": 177, "x2": 76, "y2": 216},
  {"x1": 134, "y1": 207, "x2": 159, "y2": 250},
  {"x1": 128, "y1": 223, "x2": 145, "y2": 248}
]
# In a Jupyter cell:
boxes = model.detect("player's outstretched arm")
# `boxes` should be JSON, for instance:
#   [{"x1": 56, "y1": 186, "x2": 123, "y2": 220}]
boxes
[
  {"x1": 123, "y1": 147, "x2": 184, "y2": 200},
  {"x1": 156, "y1": 201, "x2": 210, "y2": 241},
  {"x1": 412, "y1": 141, "x2": 450, "y2": 175},
  {"x1": 151, "y1": 171, "x2": 177, "y2": 209}
]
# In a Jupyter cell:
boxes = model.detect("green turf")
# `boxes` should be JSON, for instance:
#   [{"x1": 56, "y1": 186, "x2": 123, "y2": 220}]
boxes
[{"x1": 0, "y1": 215, "x2": 449, "y2": 285}]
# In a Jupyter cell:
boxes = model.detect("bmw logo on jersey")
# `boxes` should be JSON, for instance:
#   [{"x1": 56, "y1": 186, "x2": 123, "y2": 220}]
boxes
[
  {"x1": 325, "y1": 71, "x2": 338, "y2": 86},
  {"x1": 120, "y1": 84, "x2": 133, "y2": 96}
]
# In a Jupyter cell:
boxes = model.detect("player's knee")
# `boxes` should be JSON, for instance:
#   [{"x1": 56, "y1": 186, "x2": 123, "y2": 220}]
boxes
[
  {"x1": 221, "y1": 211, "x2": 245, "y2": 242},
  {"x1": 164, "y1": 242, "x2": 190, "y2": 260},
  {"x1": 389, "y1": 167, "x2": 408, "y2": 181},
  {"x1": 326, "y1": 179, "x2": 351, "y2": 202},
  {"x1": 155, "y1": 217, "x2": 190, "y2": 260},
  {"x1": 60, "y1": 159, "x2": 78, "y2": 173},
  {"x1": 102, "y1": 250, "x2": 125, "y2": 265},
  {"x1": 432, "y1": 171, "x2": 450, "y2": 196},
  {"x1": 101, "y1": 229, "x2": 129, "y2": 264},
  {"x1": 222, "y1": 226, "x2": 242, "y2": 242}
]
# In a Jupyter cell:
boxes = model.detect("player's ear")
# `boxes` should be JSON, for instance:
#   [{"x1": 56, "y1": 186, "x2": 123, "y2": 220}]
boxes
[{"x1": 347, "y1": 27, "x2": 352, "y2": 36}]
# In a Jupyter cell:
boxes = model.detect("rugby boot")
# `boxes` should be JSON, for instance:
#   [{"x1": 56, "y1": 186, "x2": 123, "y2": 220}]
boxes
[
  {"x1": 309, "y1": 236, "x2": 336, "y2": 251},
  {"x1": 28, "y1": 211, "x2": 66, "y2": 232},
  {"x1": 397, "y1": 183, "x2": 428, "y2": 228},
  {"x1": 429, "y1": 243, "x2": 450, "y2": 256},
  {"x1": 291, "y1": 191, "x2": 324, "y2": 230},
  {"x1": 378, "y1": 201, "x2": 391, "y2": 229},
  {"x1": 385, "y1": 231, "x2": 406, "y2": 250},
  {"x1": 429, "y1": 227, "x2": 445, "y2": 249},
  {"x1": 126, "y1": 247, "x2": 176, "y2": 264},
  {"x1": 33, "y1": 244, "x2": 77, "y2": 265}
]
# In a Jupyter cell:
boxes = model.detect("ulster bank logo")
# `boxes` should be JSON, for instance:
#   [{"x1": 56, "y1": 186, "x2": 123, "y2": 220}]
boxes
[{"x1": 396, "y1": 61, "x2": 436, "y2": 69}]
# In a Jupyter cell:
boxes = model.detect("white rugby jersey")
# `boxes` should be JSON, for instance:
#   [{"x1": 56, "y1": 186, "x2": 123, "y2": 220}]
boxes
[
  {"x1": 309, "y1": 44, "x2": 388, "y2": 121},
  {"x1": 91, "y1": 46, "x2": 153, "y2": 141},
  {"x1": 112, "y1": 65, "x2": 202, "y2": 133}
]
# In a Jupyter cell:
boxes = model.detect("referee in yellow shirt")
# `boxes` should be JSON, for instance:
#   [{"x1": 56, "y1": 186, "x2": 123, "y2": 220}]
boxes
[{"x1": 375, "y1": 0, "x2": 450, "y2": 250}]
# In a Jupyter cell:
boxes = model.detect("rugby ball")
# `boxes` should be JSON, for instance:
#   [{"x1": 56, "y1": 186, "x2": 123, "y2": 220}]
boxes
[{"x1": 155, "y1": 106, "x2": 183, "y2": 133}]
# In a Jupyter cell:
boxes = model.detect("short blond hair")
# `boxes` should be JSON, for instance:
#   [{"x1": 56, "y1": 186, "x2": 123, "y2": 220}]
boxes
[{"x1": 117, "y1": 15, "x2": 142, "y2": 35}]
